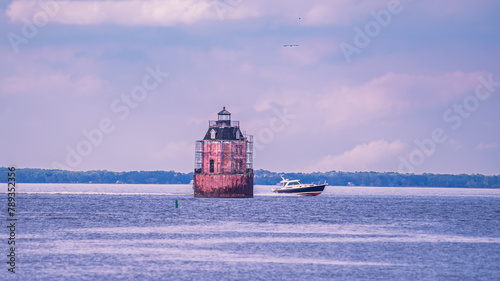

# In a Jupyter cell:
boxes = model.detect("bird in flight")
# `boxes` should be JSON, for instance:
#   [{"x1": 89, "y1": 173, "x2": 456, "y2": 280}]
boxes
[{"x1": 283, "y1": 44, "x2": 299, "y2": 47}]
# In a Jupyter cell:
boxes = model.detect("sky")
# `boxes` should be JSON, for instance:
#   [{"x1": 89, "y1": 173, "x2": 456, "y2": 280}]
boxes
[{"x1": 1, "y1": 0, "x2": 499, "y2": 175}]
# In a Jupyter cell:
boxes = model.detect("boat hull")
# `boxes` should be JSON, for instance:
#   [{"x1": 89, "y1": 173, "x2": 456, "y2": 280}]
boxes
[{"x1": 272, "y1": 184, "x2": 326, "y2": 196}]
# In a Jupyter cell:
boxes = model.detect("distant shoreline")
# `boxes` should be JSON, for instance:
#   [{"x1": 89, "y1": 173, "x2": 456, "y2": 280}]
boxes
[
  {"x1": 7, "y1": 183, "x2": 500, "y2": 190},
  {"x1": 1, "y1": 167, "x2": 499, "y2": 188}
]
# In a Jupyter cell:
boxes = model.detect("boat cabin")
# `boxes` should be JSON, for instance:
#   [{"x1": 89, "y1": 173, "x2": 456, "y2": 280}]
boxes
[{"x1": 280, "y1": 178, "x2": 303, "y2": 188}]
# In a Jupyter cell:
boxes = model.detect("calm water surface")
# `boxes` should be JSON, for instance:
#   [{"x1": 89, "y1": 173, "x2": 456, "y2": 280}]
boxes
[{"x1": 2, "y1": 184, "x2": 500, "y2": 280}]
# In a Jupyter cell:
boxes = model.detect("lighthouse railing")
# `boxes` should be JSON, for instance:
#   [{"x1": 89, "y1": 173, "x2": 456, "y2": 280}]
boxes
[
  {"x1": 194, "y1": 140, "x2": 203, "y2": 173},
  {"x1": 208, "y1": 120, "x2": 239, "y2": 127},
  {"x1": 245, "y1": 134, "x2": 253, "y2": 171}
]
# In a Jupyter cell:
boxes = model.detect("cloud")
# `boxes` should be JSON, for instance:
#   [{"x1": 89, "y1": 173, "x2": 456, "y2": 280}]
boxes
[
  {"x1": 410, "y1": 0, "x2": 500, "y2": 21},
  {"x1": 143, "y1": 140, "x2": 193, "y2": 172},
  {"x1": 6, "y1": 0, "x2": 260, "y2": 26},
  {"x1": 298, "y1": 0, "x2": 389, "y2": 26},
  {"x1": 4, "y1": 0, "x2": 379, "y2": 27},
  {"x1": 156, "y1": 140, "x2": 193, "y2": 160},
  {"x1": 475, "y1": 142, "x2": 498, "y2": 151},
  {"x1": 0, "y1": 72, "x2": 108, "y2": 97},
  {"x1": 317, "y1": 71, "x2": 487, "y2": 129},
  {"x1": 307, "y1": 139, "x2": 405, "y2": 172},
  {"x1": 447, "y1": 139, "x2": 464, "y2": 151},
  {"x1": 235, "y1": 0, "x2": 389, "y2": 26},
  {"x1": 6, "y1": 0, "x2": 498, "y2": 27}
]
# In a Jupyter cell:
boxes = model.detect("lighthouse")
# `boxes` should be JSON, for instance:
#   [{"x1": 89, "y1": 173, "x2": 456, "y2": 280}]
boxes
[{"x1": 193, "y1": 107, "x2": 254, "y2": 198}]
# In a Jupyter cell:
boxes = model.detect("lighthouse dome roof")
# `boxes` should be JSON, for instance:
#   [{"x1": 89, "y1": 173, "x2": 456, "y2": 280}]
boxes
[
  {"x1": 203, "y1": 127, "x2": 245, "y2": 141},
  {"x1": 218, "y1": 107, "x2": 231, "y2": 115}
]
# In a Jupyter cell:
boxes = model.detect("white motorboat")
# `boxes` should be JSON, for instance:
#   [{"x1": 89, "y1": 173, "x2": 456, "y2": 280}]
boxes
[{"x1": 272, "y1": 176, "x2": 327, "y2": 196}]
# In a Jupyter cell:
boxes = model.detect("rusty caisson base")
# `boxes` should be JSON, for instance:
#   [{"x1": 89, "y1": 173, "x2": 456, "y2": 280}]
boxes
[{"x1": 193, "y1": 173, "x2": 254, "y2": 198}]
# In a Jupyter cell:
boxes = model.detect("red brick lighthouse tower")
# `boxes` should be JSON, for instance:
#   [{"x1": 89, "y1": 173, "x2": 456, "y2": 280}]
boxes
[{"x1": 193, "y1": 107, "x2": 254, "y2": 198}]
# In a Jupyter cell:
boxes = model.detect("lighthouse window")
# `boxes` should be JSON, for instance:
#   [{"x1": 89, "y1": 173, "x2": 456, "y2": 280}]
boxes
[
  {"x1": 210, "y1": 129, "x2": 216, "y2": 139},
  {"x1": 219, "y1": 114, "x2": 230, "y2": 121},
  {"x1": 210, "y1": 160, "x2": 215, "y2": 173}
]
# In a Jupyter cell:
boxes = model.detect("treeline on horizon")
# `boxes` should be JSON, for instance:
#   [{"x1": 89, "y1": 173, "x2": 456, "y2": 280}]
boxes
[{"x1": 1, "y1": 167, "x2": 499, "y2": 188}]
